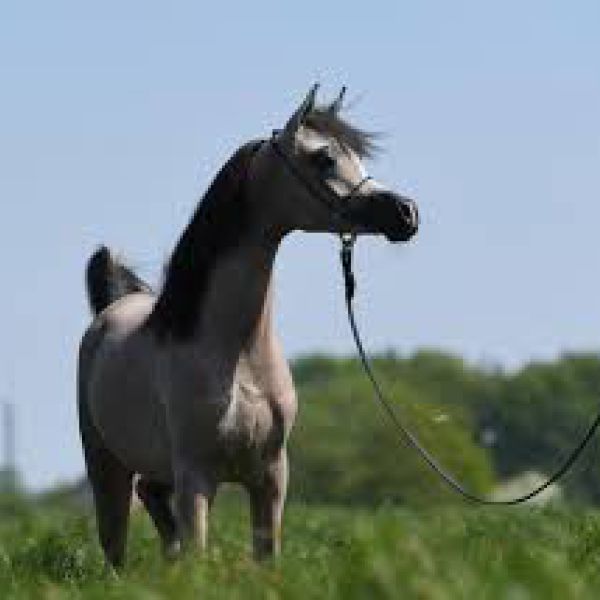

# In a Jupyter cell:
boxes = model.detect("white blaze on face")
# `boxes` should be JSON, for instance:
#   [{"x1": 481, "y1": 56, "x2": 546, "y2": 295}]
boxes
[{"x1": 296, "y1": 126, "x2": 382, "y2": 198}]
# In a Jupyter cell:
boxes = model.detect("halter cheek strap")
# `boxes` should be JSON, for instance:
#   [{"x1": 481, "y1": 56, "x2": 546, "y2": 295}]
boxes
[
  {"x1": 269, "y1": 131, "x2": 373, "y2": 224},
  {"x1": 346, "y1": 175, "x2": 373, "y2": 202}
]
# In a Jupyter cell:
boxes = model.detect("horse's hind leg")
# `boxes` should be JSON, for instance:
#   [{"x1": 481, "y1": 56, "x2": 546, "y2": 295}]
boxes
[
  {"x1": 79, "y1": 403, "x2": 133, "y2": 569},
  {"x1": 136, "y1": 478, "x2": 181, "y2": 559}
]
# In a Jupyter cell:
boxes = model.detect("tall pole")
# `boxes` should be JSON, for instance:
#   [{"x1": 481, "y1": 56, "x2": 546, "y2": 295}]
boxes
[{"x1": 2, "y1": 401, "x2": 15, "y2": 472}]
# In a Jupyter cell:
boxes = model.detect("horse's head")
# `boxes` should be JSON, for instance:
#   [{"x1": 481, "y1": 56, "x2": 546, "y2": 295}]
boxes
[{"x1": 255, "y1": 84, "x2": 419, "y2": 243}]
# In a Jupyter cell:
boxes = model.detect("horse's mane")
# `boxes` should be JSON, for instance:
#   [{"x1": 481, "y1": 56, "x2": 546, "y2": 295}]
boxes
[
  {"x1": 305, "y1": 108, "x2": 377, "y2": 158},
  {"x1": 147, "y1": 109, "x2": 372, "y2": 342},
  {"x1": 147, "y1": 140, "x2": 262, "y2": 341}
]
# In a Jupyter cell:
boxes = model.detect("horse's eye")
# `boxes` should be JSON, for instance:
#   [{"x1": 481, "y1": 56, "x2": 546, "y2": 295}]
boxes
[{"x1": 309, "y1": 149, "x2": 336, "y2": 175}]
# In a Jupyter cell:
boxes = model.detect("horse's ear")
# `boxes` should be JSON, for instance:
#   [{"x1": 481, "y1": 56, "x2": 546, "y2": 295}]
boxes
[
  {"x1": 328, "y1": 86, "x2": 346, "y2": 114},
  {"x1": 284, "y1": 83, "x2": 319, "y2": 136}
]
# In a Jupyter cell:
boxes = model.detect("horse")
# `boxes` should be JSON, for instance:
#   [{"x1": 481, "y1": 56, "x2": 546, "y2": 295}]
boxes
[{"x1": 77, "y1": 84, "x2": 419, "y2": 568}]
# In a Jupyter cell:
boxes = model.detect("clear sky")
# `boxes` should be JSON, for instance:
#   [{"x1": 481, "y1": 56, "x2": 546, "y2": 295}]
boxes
[{"x1": 1, "y1": 1, "x2": 599, "y2": 489}]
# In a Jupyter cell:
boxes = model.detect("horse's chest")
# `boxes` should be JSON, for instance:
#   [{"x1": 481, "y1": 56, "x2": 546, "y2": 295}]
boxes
[{"x1": 216, "y1": 382, "x2": 283, "y2": 481}]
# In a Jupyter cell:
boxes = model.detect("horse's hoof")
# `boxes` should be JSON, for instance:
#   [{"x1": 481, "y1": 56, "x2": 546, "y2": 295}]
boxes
[
  {"x1": 164, "y1": 540, "x2": 182, "y2": 561},
  {"x1": 103, "y1": 562, "x2": 121, "y2": 579}
]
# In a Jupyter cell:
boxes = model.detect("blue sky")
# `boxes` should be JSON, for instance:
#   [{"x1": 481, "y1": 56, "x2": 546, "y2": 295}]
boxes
[{"x1": 1, "y1": 1, "x2": 599, "y2": 489}]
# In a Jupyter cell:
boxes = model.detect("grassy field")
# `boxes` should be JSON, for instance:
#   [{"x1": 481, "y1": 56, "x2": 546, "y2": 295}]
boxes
[{"x1": 2, "y1": 496, "x2": 600, "y2": 599}]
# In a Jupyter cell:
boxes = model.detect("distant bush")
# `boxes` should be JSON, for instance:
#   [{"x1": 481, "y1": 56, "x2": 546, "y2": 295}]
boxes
[
  {"x1": 0, "y1": 492, "x2": 32, "y2": 520},
  {"x1": 289, "y1": 356, "x2": 494, "y2": 506},
  {"x1": 474, "y1": 354, "x2": 600, "y2": 504}
]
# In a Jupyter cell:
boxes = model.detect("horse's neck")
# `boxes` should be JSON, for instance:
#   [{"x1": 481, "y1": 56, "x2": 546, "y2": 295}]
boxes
[
  {"x1": 186, "y1": 236, "x2": 282, "y2": 392},
  {"x1": 242, "y1": 279, "x2": 294, "y2": 397}
]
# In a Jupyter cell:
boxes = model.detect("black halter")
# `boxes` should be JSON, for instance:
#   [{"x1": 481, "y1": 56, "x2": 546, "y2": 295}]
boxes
[{"x1": 269, "y1": 130, "x2": 372, "y2": 227}]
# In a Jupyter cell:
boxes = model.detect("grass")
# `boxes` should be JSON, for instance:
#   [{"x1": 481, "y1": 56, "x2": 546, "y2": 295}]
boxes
[{"x1": 2, "y1": 495, "x2": 600, "y2": 599}]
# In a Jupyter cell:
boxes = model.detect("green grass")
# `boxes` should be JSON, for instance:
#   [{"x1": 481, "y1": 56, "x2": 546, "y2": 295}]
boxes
[{"x1": 2, "y1": 497, "x2": 600, "y2": 599}]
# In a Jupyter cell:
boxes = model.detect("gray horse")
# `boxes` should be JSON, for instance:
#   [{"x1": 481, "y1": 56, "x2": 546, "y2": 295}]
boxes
[{"x1": 78, "y1": 85, "x2": 419, "y2": 568}]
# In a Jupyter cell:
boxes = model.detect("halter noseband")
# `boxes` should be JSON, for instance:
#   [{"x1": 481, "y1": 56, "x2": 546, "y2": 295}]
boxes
[{"x1": 269, "y1": 130, "x2": 372, "y2": 226}]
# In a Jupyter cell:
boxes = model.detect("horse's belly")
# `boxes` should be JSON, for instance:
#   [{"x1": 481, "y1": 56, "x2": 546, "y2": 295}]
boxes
[{"x1": 88, "y1": 343, "x2": 173, "y2": 483}]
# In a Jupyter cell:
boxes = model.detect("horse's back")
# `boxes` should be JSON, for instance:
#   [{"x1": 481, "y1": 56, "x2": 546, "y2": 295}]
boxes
[{"x1": 79, "y1": 292, "x2": 173, "y2": 483}]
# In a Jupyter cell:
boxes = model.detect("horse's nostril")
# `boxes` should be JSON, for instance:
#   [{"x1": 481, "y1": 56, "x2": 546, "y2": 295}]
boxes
[
  {"x1": 397, "y1": 199, "x2": 418, "y2": 228},
  {"x1": 410, "y1": 201, "x2": 419, "y2": 227},
  {"x1": 366, "y1": 192, "x2": 419, "y2": 241}
]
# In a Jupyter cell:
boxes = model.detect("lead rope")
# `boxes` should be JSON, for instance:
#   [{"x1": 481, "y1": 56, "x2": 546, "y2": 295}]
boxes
[{"x1": 340, "y1": 234, "x2": 600, "y2": 505}]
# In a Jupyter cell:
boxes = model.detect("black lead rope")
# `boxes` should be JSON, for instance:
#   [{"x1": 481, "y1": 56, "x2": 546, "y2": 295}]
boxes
[
  {"x1": 269, "y1": 127, "x2": 600, "y2": 504},
  {"x1": 340, "y1": 235, "x2": 600, "y2": 505}
]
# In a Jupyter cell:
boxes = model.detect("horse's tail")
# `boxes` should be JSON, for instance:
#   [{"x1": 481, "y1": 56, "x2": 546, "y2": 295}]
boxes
[{"x1": 85, "y1": 245, "x2": 152, "y2": 315}]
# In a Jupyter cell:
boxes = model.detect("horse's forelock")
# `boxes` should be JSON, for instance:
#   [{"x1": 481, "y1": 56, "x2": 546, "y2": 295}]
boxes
[{"x1": 304, "y1": 108, "x2": 378, "y2": 158}]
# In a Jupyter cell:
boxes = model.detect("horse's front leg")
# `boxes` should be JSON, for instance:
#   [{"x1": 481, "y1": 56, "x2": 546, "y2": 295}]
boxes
[
  {"x1": 249, "y1": 450, "x2": 288, "y2": 560},
  {"x1": 173, "y1": 466, "x2": 216, "y2": 552}
]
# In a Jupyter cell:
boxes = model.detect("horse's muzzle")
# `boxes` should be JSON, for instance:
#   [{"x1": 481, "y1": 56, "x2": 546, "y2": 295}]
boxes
[
  {"x1": 345, "y1": 192, "x2": 419, "y2": 242},
  {"x1": 385, "y1": 193, "x2": 419, "y2": 242}
]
